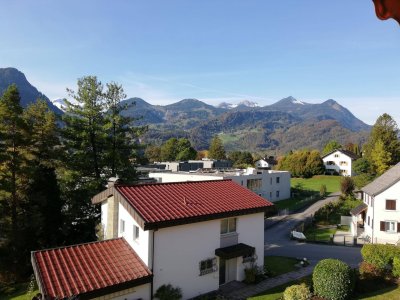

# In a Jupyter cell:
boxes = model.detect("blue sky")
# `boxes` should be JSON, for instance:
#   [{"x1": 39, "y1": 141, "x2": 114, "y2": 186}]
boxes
[{"x1": 1, "y1": 0, "x2": 399, "y2": 125}]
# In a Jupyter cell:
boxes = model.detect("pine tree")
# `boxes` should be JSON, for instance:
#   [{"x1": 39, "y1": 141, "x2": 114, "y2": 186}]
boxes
[
  {"x1": 0, "y1": 85, "x2": 30, "y2": 280},
  {"x1": 208, "y1": 136, "x2": 226, "y2": 159}
]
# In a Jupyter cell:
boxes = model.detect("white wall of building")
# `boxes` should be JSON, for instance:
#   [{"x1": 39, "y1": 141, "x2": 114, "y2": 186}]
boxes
[
  {"x1": 118, "y1": 203, "x2": 151, "y2": 266},
  {"x1": 92, "y1": 283, "x2": 151, "y2": 300},
  {"x1": 235, "y1": 213, "x2": 265, "y2": 281},
  {"x1": 101, "y1": 201, "x2": 108, "y2": 235},
  {"x1": 365, "y1": 181, "x2": 400, "y2": 244},
  {"x1": 149, "y1": 169, "x2": 290, "y2": 202},
  {"x1": 323, "y1": 150, "x2": 354, "y2": 176},
  {"x1": 152, "y1": 219, "x2": 220, "y2": 299}
]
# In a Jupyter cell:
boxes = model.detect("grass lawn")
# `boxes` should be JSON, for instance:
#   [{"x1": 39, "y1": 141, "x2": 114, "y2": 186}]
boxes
[
  {"x1": 291, "y1": 175, "x2": 341, "y2": 194},
  {"x1": 0, "y1": 280, "x2": 39, "y2": 300},
  {"x1": 304, "y1": 226, "x2": 336, "y2": 242},
  {"x1": 264, "y1": 256, "x2": 299, "y2": 277},
  {"x1": 247, "y1": 275, "x2": 312, "y2": 300},
  {"x1": 356, "y1": 285, "x2": 400, "y2": 299}
]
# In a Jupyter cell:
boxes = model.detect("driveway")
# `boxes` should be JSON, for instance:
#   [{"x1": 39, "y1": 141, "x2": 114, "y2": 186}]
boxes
[{"x1": 264, "y1": 193, "x2": 363, "y2": 268}]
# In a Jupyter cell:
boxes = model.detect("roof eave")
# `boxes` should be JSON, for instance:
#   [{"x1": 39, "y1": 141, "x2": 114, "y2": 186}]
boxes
[{"x1": 144, "y1": 205, "x2": 276, "y2": 231}]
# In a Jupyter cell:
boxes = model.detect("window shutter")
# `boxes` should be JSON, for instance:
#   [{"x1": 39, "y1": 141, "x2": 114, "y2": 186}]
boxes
[
  {"x1": 380, "y1": 221, "x2": 385, "y2": 231},
  {"x1": 397, "y1": 223, "x2": 400, "y2": 233}
]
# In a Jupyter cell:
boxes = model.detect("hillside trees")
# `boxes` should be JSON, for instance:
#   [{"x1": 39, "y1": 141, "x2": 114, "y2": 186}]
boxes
[
  {"x1": 228, "y1": 151, "x2": 253, "y2": 168},
  {"x1": 208, "y1": 135, "x2": 226, "y2": 159},
  {"x1": 276, "y1": 150, "x2": 324, "y2": 178},
  {"x1": 322, "y1": 140, "x2": 342, "y2": 155}
]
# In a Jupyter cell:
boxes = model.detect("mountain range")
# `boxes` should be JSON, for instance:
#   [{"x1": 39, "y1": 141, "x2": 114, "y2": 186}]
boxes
[{"x1": 0, "y1": 68, "x2": 370, "y2": 153}]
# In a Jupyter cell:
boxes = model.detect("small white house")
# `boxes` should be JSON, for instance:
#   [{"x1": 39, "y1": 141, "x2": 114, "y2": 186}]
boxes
[
  {"x1": 149, "y1": 167, "x2": 291, "y2": 202},
  {"x1": 322, "y1": 149, "x2": 359, "y2": 176},
  {"x1": 32, "y1": 180, "x2": 273, "y2": 300},
  {"x1": 255, "y1": 157, "x2": 277, "y2": 169},
  {"x1": 351, "y1": 163, "x2": 400, "y2": 244}
]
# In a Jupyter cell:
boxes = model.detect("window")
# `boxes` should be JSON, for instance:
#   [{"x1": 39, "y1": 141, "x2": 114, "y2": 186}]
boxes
[
  {"x1": 334, "y1": 154, "x2": 339, "y2": 158},
  {"x1": 380, "y1": 221, "x2": 398, "y2": 233},
  {"x1": 276, "y1": 191, "x2": 280, "y2": 198},
  {"x1": 386, "y1": 199, "x2": 396, "y2": 210},
  {"x1": 199, "y1": 258, "x2": 217, "y2": 276},
  {"x1": 340, "y1": 161, "x2": 348, "y2": 166},
  {"x1": 326, "y1": 161, "x2": 335, "y2": 165},
  {"x1": 133, "y1": 225, "x2": 139, "y2": 240},
  {"x1": 368, "y1": 216, "x2": 370, "y2": 226},
  {"x1": 247, "y1": 179, "x2": 262, "y2": 191},
  {"x1": 276, "y1": 177, "x2": 280, "y2": 184},
  {"x1": 119, "y1": 219, "x2": 125, "y2": 234},
  {"x1": 220, "y1": 218, "x2": 237, "y2": 234}
]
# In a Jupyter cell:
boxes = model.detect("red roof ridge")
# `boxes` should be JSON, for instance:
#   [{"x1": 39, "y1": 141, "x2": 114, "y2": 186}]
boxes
[{"x1": 31, "y1": 237, "x2": 125, "y2": 255}]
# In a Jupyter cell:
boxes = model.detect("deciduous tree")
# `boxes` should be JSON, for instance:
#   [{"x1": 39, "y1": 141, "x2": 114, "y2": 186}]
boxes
[{"x1": 208, "y1": 136, "x2": 226, "y2": 159}]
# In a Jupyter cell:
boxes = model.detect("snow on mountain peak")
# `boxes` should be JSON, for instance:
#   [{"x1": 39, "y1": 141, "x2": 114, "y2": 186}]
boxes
[{"x1": 292, "y1": 99, "x2": 305, "y2": 105}]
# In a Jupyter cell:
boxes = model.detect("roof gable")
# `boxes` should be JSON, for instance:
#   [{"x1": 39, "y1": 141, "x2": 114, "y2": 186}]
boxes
[
  {"x1": 93, "y1": 180, "x2": 274, "y2": 230},
  {"x1": 362, "y1": 163, "x2": 400, "y2": 196},
  {"x1": 322, "y1": 149, "x2": 359, "y2": 160},
  {"x1": 32, "y1": 238, "x2": 152, "y2": 299}
]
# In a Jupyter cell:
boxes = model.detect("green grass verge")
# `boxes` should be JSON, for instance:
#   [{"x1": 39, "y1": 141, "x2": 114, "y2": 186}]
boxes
[
  {"x1": 264, "y1": 256, "x2": 299, "y2": 277},
  {"x1": 291, "y1": 175, "x2": 341, "y2": 194},
  {"x1": 247, "y1": 275, "x2": 312, "y2": 300},
  {"x1": 304, "y1": 227, "x2": 337, "y2": 242},
  {"x1": 356, "y1": 285, "x2": 400, "y2": 299}
]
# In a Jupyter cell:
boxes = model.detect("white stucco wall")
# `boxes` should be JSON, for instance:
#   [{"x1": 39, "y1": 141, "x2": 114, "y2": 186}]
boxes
[
  {"x1": 152, "y1": 213, "x2": 265, "y2": 299},
  {"x1": 235, "y1": 213, "x2": 265, "y2": 281},
  {"x1": 322, "y1": 150, "x2": 354, "y2": 176},
  {"x1": 367, "y1": 181, "x2": 400, "y2": 244},
  {"x1": 149, "y1": 170, "x2": 290, "y2": 202},
  {"x1": 92, "y1": 283, "x2": 151, "y2": 300},
  {"x1": 101, "y1": 201, "x2": 108, "y2": 235},
  {"x1": 118, "y1": 203, "x2": 151, "y2": 266}
]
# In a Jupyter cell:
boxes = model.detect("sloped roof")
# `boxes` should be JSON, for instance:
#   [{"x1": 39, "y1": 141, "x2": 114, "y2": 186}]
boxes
[
  {"x1": 350, "y1": 203, "x2": 368, "y2": 216},
  {"x1": 362, "y1": 163, "x2": 400, "y2": 196},
  {"x1": 32, "y1": 238, "x2": 152, "y2": 300},
  {"x1": 92, "y1": 180, "x2": 274, "y2": 230},
  {"x1": 322, "y1": 149, "x2": 360, "y2": 160}
]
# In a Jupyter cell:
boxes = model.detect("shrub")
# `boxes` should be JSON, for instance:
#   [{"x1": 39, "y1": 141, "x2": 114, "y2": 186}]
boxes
[
  {"x1": 359, "y1": 261, "x2": 384, "y2": 280},
  {"x1": 340, "y1": 177, "x2": 355, "y2": 196},
  {"x1": 283, "y1": 283, "x2": 312, "y2": 300},
  {"x1": 244, "y1": 265, "x2": 259, "y2": 284},
  {"x1": 392, "y1": 256, "x2": 400, "y2": 278},
  {"x1": 154, "y1": 284, "x2": 182, "y2": 300},
  {"x1": 319, "y1": 184, "x2": 327, "y2": 197},
  {"x1": 361, "y1": 244, "x2": 400, "y2": 271},
  {"x1": 313, "y1": 259, "x2": 354, "y2": 300}
]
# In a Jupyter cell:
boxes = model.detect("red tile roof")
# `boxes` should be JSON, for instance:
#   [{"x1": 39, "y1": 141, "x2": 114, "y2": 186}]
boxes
[
  {"x1": 114, "y1": 180, "x2": 274, "y2": 229},
  {"x1": 32, "y1": 238, "x2": 152, "y2": 299}
]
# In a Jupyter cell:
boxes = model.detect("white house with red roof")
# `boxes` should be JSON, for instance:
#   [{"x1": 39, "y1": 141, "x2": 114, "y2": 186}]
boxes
[{"x1": 32, "y1": 180, "x2": 274, "y2": 300}]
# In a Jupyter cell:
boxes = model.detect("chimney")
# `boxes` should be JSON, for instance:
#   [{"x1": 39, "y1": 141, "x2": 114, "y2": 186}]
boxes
[{"x1": 107, "y1": 176, "x2": 120, "y2": 188}]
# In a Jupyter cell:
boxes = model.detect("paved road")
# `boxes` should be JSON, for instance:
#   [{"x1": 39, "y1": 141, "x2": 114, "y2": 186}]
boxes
[{"x1": 264, "y1": 193, "x2": 363, "y2": 267}]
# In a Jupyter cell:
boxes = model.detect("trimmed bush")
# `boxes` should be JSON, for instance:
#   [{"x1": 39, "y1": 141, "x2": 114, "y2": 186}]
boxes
[
  {"x1": 313, "y1": 259, "x2": 354, "y2": 300},
  {"x1": 361, "y1": 244, "x2": 400, "y2": 271},
  {"x1": 392, "y1": 256, "x2": 400, "y2": 278},
  {"x1": 359, "y1": 261, "x2": 384, "y2": 280},
  {"x1": 154, "y1": 284, "x2": 182, "y2": 300},
  {"x1": 283, "y1": 283, "x2": 312, "y2": 300}
]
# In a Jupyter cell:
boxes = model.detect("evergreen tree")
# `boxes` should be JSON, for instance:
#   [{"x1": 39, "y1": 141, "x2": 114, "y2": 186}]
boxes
[
  {"x1": 104, "y1": 82, "x2": 146, "y2": 180},
  {"x1": 208, "y1": 136, "x2": 226, "y2": 159},
  {"x1": 0, "y1": 85, "x2": 29, "y2": 280},
  {"x1": 160, "y1": 138, "x2": 179, "y2": 161}
]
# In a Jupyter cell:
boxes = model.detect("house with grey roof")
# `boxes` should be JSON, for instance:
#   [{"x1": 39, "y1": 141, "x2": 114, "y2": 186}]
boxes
[{"x1": 351, "y1": 163, "x2": 400, "y2": 244}]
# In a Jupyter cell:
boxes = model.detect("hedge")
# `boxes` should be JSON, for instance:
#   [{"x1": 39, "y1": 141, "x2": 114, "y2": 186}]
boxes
[{"x1": 361, "y1": 244, "x2": 400, "y2": 270}]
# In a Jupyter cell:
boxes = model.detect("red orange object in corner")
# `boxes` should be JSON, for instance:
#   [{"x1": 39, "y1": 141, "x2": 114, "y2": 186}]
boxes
[{"x1": 373, "y1": 0, "x2": 400, "y2": 24}]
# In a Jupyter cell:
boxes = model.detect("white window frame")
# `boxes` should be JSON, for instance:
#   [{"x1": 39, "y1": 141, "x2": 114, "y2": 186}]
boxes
[
  {"x1": 120, "y1": 219, "x2": 125, "y2": 234},
  {"x1": 133, "y1": 225, "x2": 139, "y2": 241},
  {"x1": 199, "y1": 257, "x2": 217, "y2": 276},
  {"x1": 220, "y1": 217, "x2": 237, "y2": 235},
  {"x1": 385, "y1": 221, "x2": 396, "y2": 233}
]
